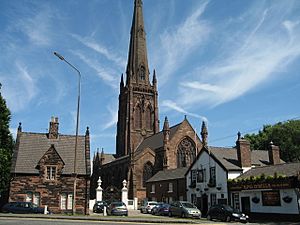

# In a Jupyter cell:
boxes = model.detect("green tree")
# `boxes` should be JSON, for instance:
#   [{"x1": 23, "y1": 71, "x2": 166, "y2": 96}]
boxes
[
  {"x1": 0, "y1": 84, "x2": 14, "y2": 194},
  {"x1": 244, "y1": 120, "x2": 300, "y2": 162}
]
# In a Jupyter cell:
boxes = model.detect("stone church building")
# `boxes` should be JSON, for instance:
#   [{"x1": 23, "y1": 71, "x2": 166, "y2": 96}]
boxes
[{"x1": 91, "y1": 0, "x2": 207, "y2": 202}]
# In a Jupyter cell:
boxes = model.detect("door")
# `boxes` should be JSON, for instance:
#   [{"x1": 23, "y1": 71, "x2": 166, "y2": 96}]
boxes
[
  {"x1": 202, "y1": 194, "x2": 208, "y2": 216},
  {"x1": 241, "y1": 197, "x2": 250, "y2": 214}
]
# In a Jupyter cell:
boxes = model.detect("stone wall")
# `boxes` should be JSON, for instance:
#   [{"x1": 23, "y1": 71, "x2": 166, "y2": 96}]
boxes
[{"x1": 9, "y1": 174, "x2": 89, "y2": 214}]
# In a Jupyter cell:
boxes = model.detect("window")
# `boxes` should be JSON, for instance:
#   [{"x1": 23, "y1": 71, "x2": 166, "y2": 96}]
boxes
[
  {"x1": 60, "y1": 193, "x2": 73, "y2": 210},
  {"x1": 134, "y1": 106, "x2": 142, "y2": 129},
  {"x1": 232, "y1": 193, "x2": 240, "y2": 210},
  {"x1": 143, "y1": 161, "x2": 153, "y2": 187},
  {"x1": 190, "y1": 170, "x2": 197, "y2": 187},
  {"x1": 46, "y1": 166, "x2": 56, "y2": 180},
  {"x1": 26, "y1": 192, "x2": 40, "y2": 206},
  {"x1": 197, "y1": 169, "x2": 205, "y2": 183},
  {"x1": 145, "y1": 106, "x2": 152, "y2": 130},
  {"x1": 168, "y1": 183, "x2": 173, "y2": 192},
  {"x1": 209, "y1": 167, "x2": 216, "y2": 186},
  {"x1": 210, "y1": 193, "x2": 217, "y2": 206},
  {"x1": 151, "y1": 184, "x2": 155, "y2": 193},
  {"x1": 33, "y1": 193, "x2": 40, "y2": 206},
  {"x1": 26, "y1": 192, "x2": 33, "y2": 202},
  {"x1": 177, "y1": 138, "x2": 196, "y2": 168}
]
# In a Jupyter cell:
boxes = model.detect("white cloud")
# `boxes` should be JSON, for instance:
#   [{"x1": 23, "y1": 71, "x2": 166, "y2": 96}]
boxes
[
  {"x1": 170, "y1": 1, "x2": 300, "y2": 108},
  {"x1": 71, "y1": 34, "x2": 126, "y2": 68},
  {"x1": 12, "y1": 4, "x2": 55, "y2": 46},
  {"x1": 0, "y1": 62, "x2": 37, "y2": 112},
  {"x1": 162, "y1": 100, "x2": 208, "y2": 122},
  {"x1": 102, "y1": 105, "x2": 118, "y2": 130},
  {"x1": 155, "y1": 1, "x2": 211, "y2": 84},
  {"x1": 72, "y1": 51, "x2": 118, "y2": 88}
]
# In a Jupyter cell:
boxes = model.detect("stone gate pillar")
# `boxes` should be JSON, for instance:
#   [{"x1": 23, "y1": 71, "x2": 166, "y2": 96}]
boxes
[
  {"x1": 122, "y1": 180, "x2": 128, "y2": 206},
  {"x1": 96, "y1": 177, "x2": 103, "y2": 202}
]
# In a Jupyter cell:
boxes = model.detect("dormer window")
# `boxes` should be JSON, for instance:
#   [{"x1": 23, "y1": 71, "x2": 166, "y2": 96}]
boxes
[{"x1": 46, "y1": 166, "x2": 56, "y2": 180}]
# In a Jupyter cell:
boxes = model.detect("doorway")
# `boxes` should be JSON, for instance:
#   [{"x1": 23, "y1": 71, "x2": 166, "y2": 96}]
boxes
[{"x1": 241, "y1": 196, "x2": 251, "y2": 214}]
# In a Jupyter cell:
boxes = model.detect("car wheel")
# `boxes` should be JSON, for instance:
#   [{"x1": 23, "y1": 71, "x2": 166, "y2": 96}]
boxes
[
  {"x1": 207, "y1": 214, "x2": 212, "y2": 220},
  {"x1": 168, "y1": 211, "x2": 172, "y2": 217},
  {"x1": 181, "y1": 212, "x2": 186, "y2": 218},
  {"x1": 225, "y1": 215, "x2": 231, "y2": 222}
]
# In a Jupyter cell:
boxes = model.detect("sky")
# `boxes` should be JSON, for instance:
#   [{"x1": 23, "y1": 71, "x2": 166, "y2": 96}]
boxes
[{"x1": 1, "y1": 0, "x2": 300, "y2": 158}]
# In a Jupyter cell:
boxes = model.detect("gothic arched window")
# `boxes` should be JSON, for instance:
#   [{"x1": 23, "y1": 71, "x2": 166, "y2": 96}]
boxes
[
  {"x1": 145, "y1": 106, "x2": 152, "y2": 130},
  {"x1": 143, "y1": 161, "x2": 153, "y2": 187},
  {"x1": 134, "y1": 105, "x2": 142, "y2": 129},
  {"x1": 177, "y1": 138, "x2": 196, "y2": 168}
]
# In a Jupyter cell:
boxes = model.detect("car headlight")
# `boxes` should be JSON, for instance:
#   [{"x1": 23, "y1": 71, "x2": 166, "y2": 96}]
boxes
[{"x1": 232, "y1": 213, "x2": 240, "y2": 217}]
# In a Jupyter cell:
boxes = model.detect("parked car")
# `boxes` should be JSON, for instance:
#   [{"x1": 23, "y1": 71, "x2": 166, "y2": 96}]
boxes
[
  {"x1": 1, "y1": 202, "x2": 50, "y2": 214},
  {"x1": 168, "y1": 201, "x2": 201, "y2": 219},
  {"x1": 207, "y1": 204, "x2": 248, "y2": 223},
  {"x1": 151, "y1": 203, "x2": 170, "y2": 216},
  {"x1": 140, "y1": 201, "x2": 158, "y2": 214},
  {"x1": 93, "y1": 201, "x2": 107, "y2": 213},
  {"x1": 106, "y1": 201, "x2": 128, "y2": 216}
]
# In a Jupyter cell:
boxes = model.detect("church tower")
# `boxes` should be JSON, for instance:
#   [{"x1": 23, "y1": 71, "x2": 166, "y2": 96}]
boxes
[{"x1": 116, "y1": 0, "x2": 159, "y2": 157}]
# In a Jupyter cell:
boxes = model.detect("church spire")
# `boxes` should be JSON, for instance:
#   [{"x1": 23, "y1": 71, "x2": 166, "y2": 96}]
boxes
[{"x1": 126, "y1": 0, "x2": 150, "y2": 86}]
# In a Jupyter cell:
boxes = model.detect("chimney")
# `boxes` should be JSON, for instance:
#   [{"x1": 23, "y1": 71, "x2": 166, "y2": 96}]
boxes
[
  {"x1": 268, "y1": 141, "x2": 281, "y2": 165},
  {"x1": 48, "y1": 117, "x2": 59, "y2": 139},
  {"x1": 236, "y1": 132, "x2": 251, "y2": 168},
  {"x1": 85, "y1": 127, "x2": 91, "y2": 175}
]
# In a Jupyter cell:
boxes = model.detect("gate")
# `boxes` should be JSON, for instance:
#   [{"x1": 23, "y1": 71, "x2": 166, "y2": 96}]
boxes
[{"x1": 103, "y1": 185, "x2": 121, "y2": 203}]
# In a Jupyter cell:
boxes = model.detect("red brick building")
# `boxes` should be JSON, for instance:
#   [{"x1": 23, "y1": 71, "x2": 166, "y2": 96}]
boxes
[
  {"x1": 91, "y1": 0, "x2": 205, "y2": 202},
  {"x1": 10, "y1": 117, "x2": 91, "y2": 214}
]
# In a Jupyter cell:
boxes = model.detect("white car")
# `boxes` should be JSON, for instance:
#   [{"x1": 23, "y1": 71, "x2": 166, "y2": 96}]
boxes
[{"x1": 140, "y1": 201, "x2": 158, "y2": 214}]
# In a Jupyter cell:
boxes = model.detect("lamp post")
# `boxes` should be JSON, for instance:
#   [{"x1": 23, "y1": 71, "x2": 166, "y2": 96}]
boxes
[{"x1": 54, "y1": 51, "x2": 81, "y2": 215}]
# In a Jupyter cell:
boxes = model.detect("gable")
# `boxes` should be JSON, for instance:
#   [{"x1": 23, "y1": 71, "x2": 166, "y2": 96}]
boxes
[{"x1": 38, "y1": 144, "x2": 65, "y2": 167}]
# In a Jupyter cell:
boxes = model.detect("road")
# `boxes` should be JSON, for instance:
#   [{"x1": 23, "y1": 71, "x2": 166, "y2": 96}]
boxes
[{"x1": 0, "y1": 215, "x2": 299, "y2": 225}]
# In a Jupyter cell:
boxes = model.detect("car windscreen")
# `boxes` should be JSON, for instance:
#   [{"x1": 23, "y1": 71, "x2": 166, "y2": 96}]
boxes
[
  {"x1": 149, "y1": 203, "x2": 157, "y2": 205},
  {"x1": 222, "y1": 205, "x2": 234, "y2": 212},
  {"x1": 112, "y1": 202, "x2": 125, "y2": 207},
  {"x1": 181, "y1": 202, "x2": 195, "y2": 208}
]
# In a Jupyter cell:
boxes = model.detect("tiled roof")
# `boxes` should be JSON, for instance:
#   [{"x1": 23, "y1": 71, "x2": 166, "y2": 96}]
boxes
[
  {"x1": 238, "y1": 162, "x2": 300, "y2": 178},
  {"x1": 101, "y1": 154, "x2": 116, "y2": 165},
  {"x1": 146, "y1": 167, "x2": 188, "y2": 183},
  {"x1": 135, "y1": 123, "x2": 181, "y2": 154},
  {"x1": 208, "y1": 147, "x2": 284, "y2": 171},
  {"x1": 11, "y1": 132, "x2": 88, "y2": 175}
]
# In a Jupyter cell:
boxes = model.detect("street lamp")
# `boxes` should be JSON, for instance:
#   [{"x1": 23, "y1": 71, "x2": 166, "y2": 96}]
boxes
[{"x1": 54, "y1": 51, "x2": 81, "y2": 215}]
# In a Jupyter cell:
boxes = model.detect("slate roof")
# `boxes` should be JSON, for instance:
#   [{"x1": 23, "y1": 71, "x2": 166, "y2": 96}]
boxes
[
  {"x1": 135, "y1": 123, "x2": 181, "y2": 154},
  {"x1": 146, "y1": 167, "x2": 188, "y2": 183},
  {"x1": 101, "y1": 153, "x2": 116, "y2": 165},
  {"x1": 237, "y1": 162, "x2": 300, "y2": 178},
  {"x1": 206, "y1": 147, "x2": 284, "y2": 171},
  {"x1": 11, "y1": 132, "x2": 88, "y2": 175}
]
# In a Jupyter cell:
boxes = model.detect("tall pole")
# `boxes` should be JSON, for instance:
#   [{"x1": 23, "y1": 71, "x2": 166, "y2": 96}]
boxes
[{"x1": 54, "y1": 52, "x2": 81, "y2": 215}]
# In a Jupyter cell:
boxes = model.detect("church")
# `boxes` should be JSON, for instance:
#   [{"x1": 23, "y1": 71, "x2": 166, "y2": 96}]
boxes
[{"x1": 91, "y1": 0, "x2": 207, "y2": 202}]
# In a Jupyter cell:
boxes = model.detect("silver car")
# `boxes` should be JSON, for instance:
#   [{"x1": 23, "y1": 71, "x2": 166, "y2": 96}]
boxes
[{"x1": 169, "y1": 201, "x2": 201, "y2": 218}]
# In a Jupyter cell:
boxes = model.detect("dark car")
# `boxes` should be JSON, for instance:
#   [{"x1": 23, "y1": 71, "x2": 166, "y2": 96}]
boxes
[
  {"x1": 93, "y1": 201, "x2": 107, "y2": 213},
  {"x1": 106, "y1": 201, "x2": 128, "y2": 216},
  {"x1": 169, "y1": 201, "x2": 201, "y2": 218},
  {"x1": 151, "y1": 203, "x2": 170, "y2": 216},
  {"x1": 1, "y1": 202, "x2": 50, "y2": 214},
  {"x1": 207, "y1": 204, "x2": 248, "y2": 223}
]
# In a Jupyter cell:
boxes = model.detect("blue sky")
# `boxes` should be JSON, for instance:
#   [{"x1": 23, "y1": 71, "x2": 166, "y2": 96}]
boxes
[{"x1": 1, "y1": 0, "x2": 300, "y2": 157}]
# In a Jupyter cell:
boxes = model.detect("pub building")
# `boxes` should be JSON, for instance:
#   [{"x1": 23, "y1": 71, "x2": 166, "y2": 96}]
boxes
[{"x1": 228, "y1": 162, "x2": 300, "y2": 220}]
